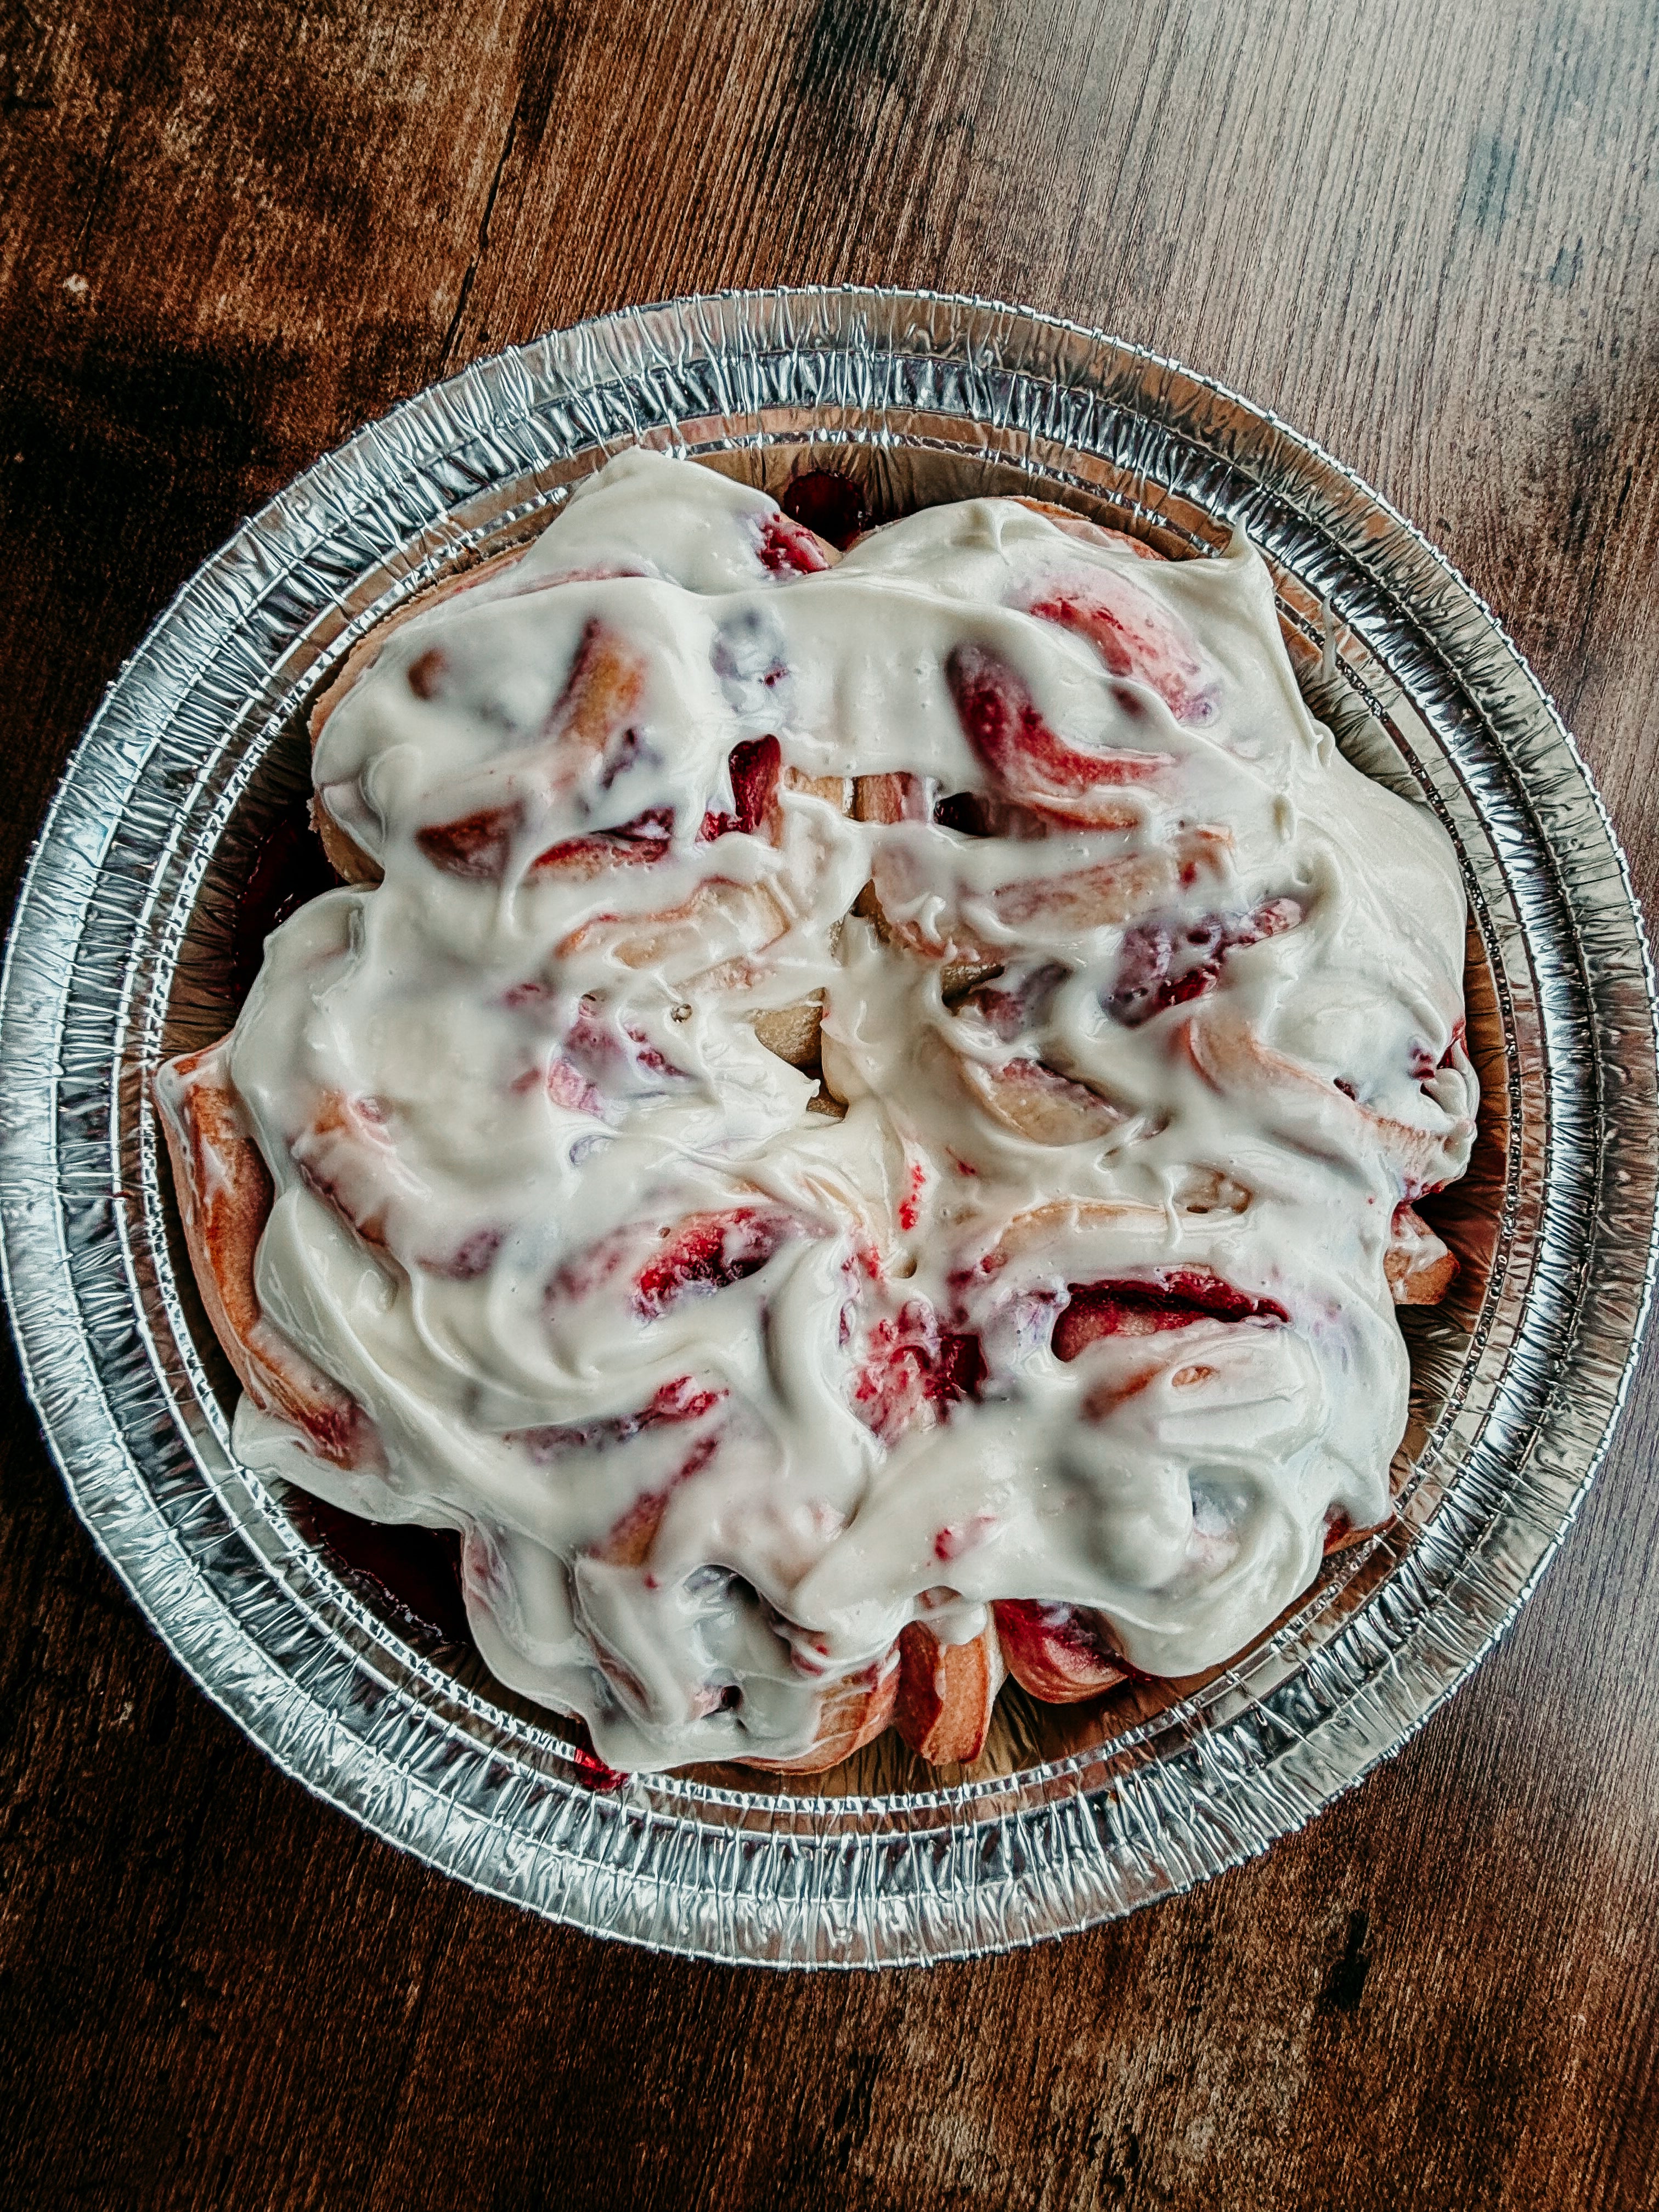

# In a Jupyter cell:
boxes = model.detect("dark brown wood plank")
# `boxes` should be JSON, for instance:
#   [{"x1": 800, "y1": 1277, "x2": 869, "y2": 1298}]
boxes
[{"x1": 2, "y1": 2, "x2": 1656, "y2": 2207}]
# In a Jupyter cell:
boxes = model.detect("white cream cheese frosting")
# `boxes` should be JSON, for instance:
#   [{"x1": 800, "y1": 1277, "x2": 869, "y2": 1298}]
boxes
[{"x1": 202, "y1": 449, "x2": 1475, "y2": 1769}]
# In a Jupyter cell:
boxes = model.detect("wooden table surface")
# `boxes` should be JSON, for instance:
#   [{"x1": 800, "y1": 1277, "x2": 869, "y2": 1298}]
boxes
[{"x1": 3, "y1": 3, "x2": 1658, "y2": 2205}]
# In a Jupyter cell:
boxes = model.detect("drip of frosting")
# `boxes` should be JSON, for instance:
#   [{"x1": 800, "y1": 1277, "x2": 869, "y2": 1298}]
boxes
[{"x1": 212, "y1": 449, "x2": 1474, "y2": 1769}]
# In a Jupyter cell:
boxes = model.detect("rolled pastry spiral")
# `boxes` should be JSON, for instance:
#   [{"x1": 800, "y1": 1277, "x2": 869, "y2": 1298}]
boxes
[{"x1": 156, "y1": 453, "x2": 1476, "y2": 1772}]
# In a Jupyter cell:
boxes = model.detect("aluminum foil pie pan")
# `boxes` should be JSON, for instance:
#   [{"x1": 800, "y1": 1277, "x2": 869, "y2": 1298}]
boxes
[{"x1": 3, "y1": 289, "x2": 1654, "y2": 1967}]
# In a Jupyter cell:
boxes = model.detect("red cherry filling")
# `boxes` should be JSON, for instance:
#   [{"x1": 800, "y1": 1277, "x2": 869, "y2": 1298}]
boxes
[
  {"x1": 420, "y1": 802, "x2": 682, "y2": 884},
  {"x1": 417, "y1": 803, "x2": 521, "y2": 882},
  {"x1": 992, "y1": 1598, "x2": 1132, "y2": 1699},
  {"x1": 1052, "y1": 1269, "x2": 1288, "y2": 1361},
  {"x1": 1025, "y1": 575, "x2": 1214, "y2": 724},
  {"x1": 781, "y1": 468, "x2": 868, "y2": 549},
  {"x1": 896, "y1": 1160, "x2": 926, "y2": 1232},
  {"x1": 560, "y1": 996, "x2": 679, "y2": 1086},
  {"x1": 1409, "y1": 1019, "x2": 1469, "y2": 1086},
  {"x1": 756, "y1": 512, "x2": 833, "y2": 575},
  {"x1": 513, "y1": 1374, "x2": 726, "y2": 1462},
  {"x1": 540, "y1": 1058, "x2": 606, "y2": 1116},
  {"x1": 1108, "y1": 898, "x2": 1301, "y2": 1026},
  {"x1": 946, "y1": 641, "x2": 1165, "y2": 815},
  {"x1": 933, "y1": 1513, "x2": 997, "y2": 1564},
  {"x1": 419, "y1": 1227, "x2": 505, "y2": 1280},
  {"x1": 961, "y1": 961, "x2": 1069, "y2": 1041},
  {"x1": 698, "y1": 736, "x2": 782, "y2": 841},
  {"x1": 851, "y1": 1302, "x2": 985, "y2": 1444},
  {"x1": 633, "y1": 1207, "x2": 795, "y2": 1319},
  {"x1": 530, "y1": 804, "x2": 675, "y2": 876}
]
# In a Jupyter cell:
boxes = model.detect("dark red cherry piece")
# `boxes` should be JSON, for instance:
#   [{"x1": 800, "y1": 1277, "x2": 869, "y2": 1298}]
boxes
[
  {"x1": 781, "y1": 468, "x2": 868, "y2": 550},
  {"x1": 633, "y1": 1209, "x2": 792, "y2": 1319},
  {"x1": 699, "y1": 736, "x2": 782, "y2": 841},
  {"x1": 1052, "y1": 1270, "x2": 1288, "y2": 1361}
]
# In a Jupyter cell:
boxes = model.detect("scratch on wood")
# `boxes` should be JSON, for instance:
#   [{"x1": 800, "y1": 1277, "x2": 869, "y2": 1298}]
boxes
[{"x1": 1322, "y1": 1906, "x2": 1373, "y2": 2014}]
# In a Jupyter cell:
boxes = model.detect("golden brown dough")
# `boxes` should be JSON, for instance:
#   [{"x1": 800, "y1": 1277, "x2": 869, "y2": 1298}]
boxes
[{"x1": 154, "y1": 1047, "x2": 381, "y2": 1470}]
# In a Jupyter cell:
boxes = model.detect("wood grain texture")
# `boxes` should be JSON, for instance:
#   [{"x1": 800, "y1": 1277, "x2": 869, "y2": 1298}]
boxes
[{"x1": 2, "y1": 1, "x2": 1657, "y2": 2205}]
